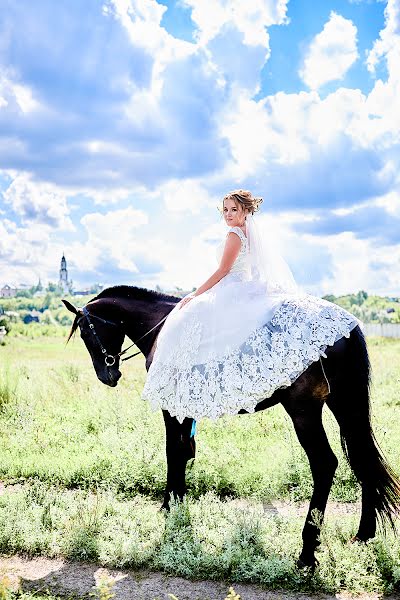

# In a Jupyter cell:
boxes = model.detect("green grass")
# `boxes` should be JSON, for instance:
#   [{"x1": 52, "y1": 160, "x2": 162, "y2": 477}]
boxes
[
  {"x1": 0, "y1": 335, "x2": 399, "y2": 594},
  {"x1": 0, "y1": 336, "x2": 399, "y2": 502}
]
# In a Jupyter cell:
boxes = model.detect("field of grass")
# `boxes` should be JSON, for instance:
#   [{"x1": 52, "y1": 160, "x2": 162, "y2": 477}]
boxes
[{"x1": 0, "y1": 333, "x2": 399, "y2": 594}]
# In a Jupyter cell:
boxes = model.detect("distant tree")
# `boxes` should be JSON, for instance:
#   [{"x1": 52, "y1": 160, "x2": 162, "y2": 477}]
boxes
[
  {"x1": 59, "y1": 314, "x2": 73, "y2": 326},
  {"x1": 16, "y1": 289, "x2": 33, "y2": 298},
  {"x1": 348, "y1": 294, "x2": 358, "y2": 306},
  {"x1": 47, "y1": 282, "x2": 58, "y2": 292},
  {"x1": 356, "y1": 290, "x2": 368, "y2": 306},
  {"x1": 41, "y1": 293, "x2": 53, "y2": 311},
  {"x1": 322, "y1": 294, "x2": 336, "y2": 303}
]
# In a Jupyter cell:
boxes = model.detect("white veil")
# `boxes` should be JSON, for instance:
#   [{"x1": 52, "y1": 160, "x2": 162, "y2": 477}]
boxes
[{"x1": 246, "y1": 214, "x2": 300, "y2": 295}]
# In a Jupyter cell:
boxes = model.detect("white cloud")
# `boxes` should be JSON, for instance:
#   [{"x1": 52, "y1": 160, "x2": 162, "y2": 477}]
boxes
[
  {"x1": 81, "y1": 206, "x2": 148, "y2": 238},
  {"x1": 366, "y1": 0, "x2": 400, "y2": 76},
  {"x1": 3, "y1": 173, "x2": 73, "y2": 230},
  {"x1": 107, "y1": 0, "x2": 194, "y2": 95},
  {"x1": 0, "y1": 69, "x2": 41, "y2": 114},
  {"x1": 375, "y1": 190, "x2": 400, "y2": 217},
  {"x1": 182, "y1": 0, "x2": 289, "y2": 46},
  {"x1": 220, "y1": 73, "x2": 399, "y2": 209},
  {"x1": 78, "y1": 187, "x2": 133, "y2": 206},
  {"x1": 160, "y1": 179, "x2": 217, "y2": 213},
  {"x1": 80, "y1": 206, "x2": 149, "y2": 272},
  {"x1": 180, "y1": 0, "x2": 290, "y2": 95},
  {"x1": 361, "y1": 0, "x2": 400, "y2": 147},
  {"x1": 315, "y1": 231, "x2": 400, "y2": 297},
  {"x1": 299, "y1": 12, "x2": 359, "y2": 90},
  {"x1": 0, "y1": 219, "x2": 57, "y2": 286},
  {"x1": 0, "y1": 1, "x2": 235, "y2": 190}
]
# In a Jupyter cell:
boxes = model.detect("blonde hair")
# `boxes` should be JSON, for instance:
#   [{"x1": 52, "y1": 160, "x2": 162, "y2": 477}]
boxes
[{"x1": 221, "y1": 190, "x2": 263, "y2": 215}]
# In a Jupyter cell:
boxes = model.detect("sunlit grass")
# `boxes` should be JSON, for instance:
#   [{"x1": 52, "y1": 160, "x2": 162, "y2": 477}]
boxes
[
  {"x1": 0, "y1": 335, "x2": 399, "y2": 594},
  {"x1": 0, "y1": 336, "x2": 399, "y2": 502}
]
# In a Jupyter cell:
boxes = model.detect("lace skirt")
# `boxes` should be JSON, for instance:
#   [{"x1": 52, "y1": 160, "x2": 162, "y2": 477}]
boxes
[{"x1": 141, "y1": 274, "x2": 360, "y2": 423}]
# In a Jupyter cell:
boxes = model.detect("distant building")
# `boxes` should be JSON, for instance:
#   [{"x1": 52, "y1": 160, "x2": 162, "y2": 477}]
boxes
[
  {"x1": 0, "y1": 284, "x2": 17, "y2": 298},
  {"x1": 59, "y1": 254, "x2": 70, "y2": 293}
]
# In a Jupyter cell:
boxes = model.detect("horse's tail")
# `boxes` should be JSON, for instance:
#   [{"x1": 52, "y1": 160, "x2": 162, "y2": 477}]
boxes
[{"x1": 327, "y1": 325, "x2": 400, "y2": 531}]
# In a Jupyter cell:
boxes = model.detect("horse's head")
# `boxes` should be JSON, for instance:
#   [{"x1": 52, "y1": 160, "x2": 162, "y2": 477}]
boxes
[{"x1": 63, "y1": 299, "x2": 124, "y2": 387}]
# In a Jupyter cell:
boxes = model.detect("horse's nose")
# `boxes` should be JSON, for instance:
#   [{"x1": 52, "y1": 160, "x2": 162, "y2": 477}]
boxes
[
  {"x1": 109, "y1": 369, "x2": 121, "y2": 386},
  {"x1": 97, "y1": 368, "x2": 121, "y2": 387}
]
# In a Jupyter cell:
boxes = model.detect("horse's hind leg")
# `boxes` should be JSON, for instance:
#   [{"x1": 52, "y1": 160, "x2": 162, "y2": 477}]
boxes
[{"x1": 283, "y1": 394, "x2": 338, "y2": 569}]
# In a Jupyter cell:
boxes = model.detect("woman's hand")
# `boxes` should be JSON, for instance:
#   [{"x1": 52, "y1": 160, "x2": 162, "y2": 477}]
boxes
[{"x1": 179, "y1": 293, "x2": 195, "y2": 309}]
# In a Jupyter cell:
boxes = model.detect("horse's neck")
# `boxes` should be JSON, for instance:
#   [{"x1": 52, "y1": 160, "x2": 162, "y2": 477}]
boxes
[{"x1": 117, "y1": 296, "x2": 177, "y2": 357}]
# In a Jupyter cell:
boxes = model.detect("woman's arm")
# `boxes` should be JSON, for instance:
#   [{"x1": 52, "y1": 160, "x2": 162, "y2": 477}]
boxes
[
  {"x1": 194, "y1": 233, "x2": 241, "y2": 296},
  {"x1": 179, "y1": 233, "x2": 241, "y2": 308}
]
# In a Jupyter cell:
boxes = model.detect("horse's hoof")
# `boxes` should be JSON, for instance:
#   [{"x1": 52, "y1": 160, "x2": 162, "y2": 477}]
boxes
[
  {"x1": 159, "y1": 503, "x2": 169, "y2": 512},
  {"x1": 297, "y1": 556, "x2": 319, "y2": 571}
]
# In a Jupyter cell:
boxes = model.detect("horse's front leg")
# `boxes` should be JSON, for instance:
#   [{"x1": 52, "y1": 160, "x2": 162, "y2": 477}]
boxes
[
  {"x1": 283, "y1": 395, "x2": 338, "y2": 569},
  {"x1": 161, "y1": 410, "x2": 196, "y2": 510}
]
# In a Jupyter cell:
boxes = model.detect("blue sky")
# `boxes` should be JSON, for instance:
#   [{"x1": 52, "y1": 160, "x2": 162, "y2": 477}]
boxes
[{"x1": 0, "y1": 0, "x2": 399, "y2": 295}]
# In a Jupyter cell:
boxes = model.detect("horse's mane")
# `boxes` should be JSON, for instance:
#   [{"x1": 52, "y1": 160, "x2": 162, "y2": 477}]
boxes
[
  {"x1": 66, "y1": 286, "x2": 180, "y2": 343},
  {"x1": 93, "y1": 285, "x2": 179, "y2": 304}
]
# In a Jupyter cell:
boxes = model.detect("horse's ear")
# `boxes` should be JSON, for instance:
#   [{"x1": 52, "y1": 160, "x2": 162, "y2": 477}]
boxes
[{"x1": 62, "y1": 299, "x2": 79, "y2": 314}]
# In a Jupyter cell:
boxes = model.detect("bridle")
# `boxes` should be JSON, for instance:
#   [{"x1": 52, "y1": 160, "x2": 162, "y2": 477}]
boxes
[{"x1": 79, "y1": 306, "x2": 169, "y2": 368}]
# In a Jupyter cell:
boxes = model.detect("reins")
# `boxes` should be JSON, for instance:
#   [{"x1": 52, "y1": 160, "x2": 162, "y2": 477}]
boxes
[{"x1": 80, "y1": 307, "x2": 169, "y2": 367}]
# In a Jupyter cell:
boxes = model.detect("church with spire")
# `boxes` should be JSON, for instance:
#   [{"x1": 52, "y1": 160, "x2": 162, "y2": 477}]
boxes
[{"x1": 59, "y1": 253, "x2": 70, "y2": 293}]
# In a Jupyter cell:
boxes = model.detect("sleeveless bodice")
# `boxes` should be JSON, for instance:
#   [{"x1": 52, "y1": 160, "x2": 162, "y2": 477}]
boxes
[{"x1": 216, "y1": 226, "x2": 250, "y2": 279}]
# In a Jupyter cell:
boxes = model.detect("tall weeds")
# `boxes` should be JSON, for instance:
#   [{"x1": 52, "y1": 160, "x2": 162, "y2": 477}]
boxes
[{"x1": 0, "y1": 368, "x2": 18, "y2": 413}]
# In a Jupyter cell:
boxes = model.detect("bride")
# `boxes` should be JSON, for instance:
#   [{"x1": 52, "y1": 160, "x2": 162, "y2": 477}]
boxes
[{"x1": 141, "y1": 190, "x2": 360, "y2": 423}]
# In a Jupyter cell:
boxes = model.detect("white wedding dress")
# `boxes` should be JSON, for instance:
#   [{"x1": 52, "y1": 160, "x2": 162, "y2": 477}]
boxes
[{"x1": 141, "y1": 226, "x2": 360, "y2": 423}]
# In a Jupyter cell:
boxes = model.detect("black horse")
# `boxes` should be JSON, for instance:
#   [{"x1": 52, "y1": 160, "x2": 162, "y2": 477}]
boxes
[{"x1": 63, "y1": 285, "x2": 400, "y2": 569}]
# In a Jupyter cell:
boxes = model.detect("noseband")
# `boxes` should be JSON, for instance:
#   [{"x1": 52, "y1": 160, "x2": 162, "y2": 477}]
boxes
[{"x1": 79, "y1": 306, "x2": 168, "y2": 368}]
